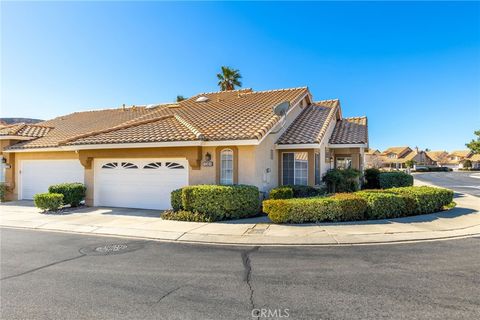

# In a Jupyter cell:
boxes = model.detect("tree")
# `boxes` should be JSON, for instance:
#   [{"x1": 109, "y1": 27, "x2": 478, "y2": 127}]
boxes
[
  {"x1": 216, "y1": 66, "x2": 242, "y2": 91},
  {"x1": 466, "y1": 130, "x2": 480, "y2": 154},
  {"x1": 176, "y1": 95, "x2": 186, "y2": 102},
  {"x1": 463, "y1": 159, "x2": 472, "y2": 169},
  {"x1": 405, "y1": 160, "x2": 416, "y2": 168}
]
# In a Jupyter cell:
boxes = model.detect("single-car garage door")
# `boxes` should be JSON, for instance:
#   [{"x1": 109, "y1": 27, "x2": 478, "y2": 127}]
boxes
[
  {"x1": 94, "y1": 159, "x2": 189, "y2": 210},
  {"x1": 20, "y1": 160, "x2": 85, "y2": 199}
]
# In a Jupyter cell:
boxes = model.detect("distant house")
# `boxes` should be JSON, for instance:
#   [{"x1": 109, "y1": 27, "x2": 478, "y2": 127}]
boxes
[
  {"x1": 468, "y1": 154, "x2": 480, "y2": 169},
  {"x1": 444, "y1": 150, "x2": 473, "y2": 169},
  {"x1": 426, "y1": 150, "x2": 450, "y2": 166},
  {"x1": 379, "y1": 146, "x2": 435, "y2": 169},
  {"x1": 365, "y1": 148, "x2": 382, "y2": 168}
]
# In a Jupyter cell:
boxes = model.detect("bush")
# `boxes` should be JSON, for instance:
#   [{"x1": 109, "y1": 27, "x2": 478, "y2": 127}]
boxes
[
  {"x1": 171, "y1": 188, "x2": 183, "y2": 211},
  {"x1": 355, "y1": 190, "x2": 407, "y2": 219},
  {"x1": 181, "y1": 185, "x2": 260, "y2": 221},
  {"x1": 269, "y1": 187, "x2": 294, "y2": 200},
  {"x1": 379, "y1": 172, "x2": 413, "y2": 189},
  {"x1": 162, "y1": 210, "x2": 214, "y2": 222},
  {"x1": 0, "y1": 183, "x2": 7, "y2": 202},
  {"x1": 364, "y1": 168, "x2": 381, "y2": 189},
  {"x1": 33, "y1": 193, "x2": 64, "y2": 211},
  {"x1": 323, "y1": 168, "x2": 362, "y2": 193},
  {"x1": 48, "y1": 183, "x2": 86, "y2": 207},
  {"x1": 262, "y1": 194, "x2": 367, "y2": 224},
  {"x1": 387, "y1": 186, "x2": 453, "y2": 214}
]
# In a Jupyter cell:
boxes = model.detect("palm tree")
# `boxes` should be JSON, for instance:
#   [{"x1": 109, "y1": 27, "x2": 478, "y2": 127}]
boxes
[
  {"x1": 216, "y1": 66, "x2": 242, "y2": 91},
  {"x1": 176, "y1": 95, "x2": 186, "y2": 102}
]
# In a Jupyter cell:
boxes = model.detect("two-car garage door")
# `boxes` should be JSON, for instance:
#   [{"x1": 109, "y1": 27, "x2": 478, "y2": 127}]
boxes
[
  {"x1": 20, "y1": 158, "x2": 189, "y2": 210},
  {"x1": 94, "y1": 159, "x2": 189, "y2": 210}
]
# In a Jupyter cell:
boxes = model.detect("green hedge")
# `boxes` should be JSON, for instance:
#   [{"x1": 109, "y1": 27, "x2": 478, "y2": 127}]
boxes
[
  {"x1": 162, "y1": 210, "x2": 214, "y2": 222},
  {"x1": 263, "y1": 193, "x2": 368, "y2": 224},
  {"x1": 323, "y1": 168, "x2": 361, "y2": 193},
  {"x1": 0, "y1": 182, "x2": 7, "y2": 202},
  {"x1": 269, "y1": 187, "x2": 294, "y2": 200},
  {"x1": 387, "y1": 186, "x2": 453, "y2": 214},
  {"x1": 364, "y1": 168, "x2": 381, "y2": 189},
  {"x1": 48, "y1": 183, "x2": 86, "y2": 207},
  {"x1": 263, "y1": 186, "x2": 454, "y2": 224},
  {"x1": 170, "y1": 188, "x2": 183, "y2": 211},
  {"x1": 34, "y1": 193, "x2": 64, "y2": 211},
  {"x1": 379, "y1": 172, "x2": 413, "y2": 189},
  {"x1": 355, "y1": 191, "x2": 406, "y2": 219},
  {"x1": 175, "y1": 185, "x2": 260, "y2": 221}
]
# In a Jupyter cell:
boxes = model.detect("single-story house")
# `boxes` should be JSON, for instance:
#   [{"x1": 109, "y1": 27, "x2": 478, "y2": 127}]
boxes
[
  {"x1": 379, "y1": 146, "x2": 435, "y2": 169},
  {"x1": 0, "y1": 87, "x2": 368, "y2": 209}
]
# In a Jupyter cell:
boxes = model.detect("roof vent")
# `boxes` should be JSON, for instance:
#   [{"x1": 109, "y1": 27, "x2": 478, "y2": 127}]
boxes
[{"x1": 196, "y1": 96, "x2": 209, "y2": 103}]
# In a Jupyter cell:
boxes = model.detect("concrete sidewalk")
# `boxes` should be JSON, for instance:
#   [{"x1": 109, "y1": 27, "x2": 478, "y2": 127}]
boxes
[{"x1": 1, "y1": 183, "x2": 479, "y2": 246}]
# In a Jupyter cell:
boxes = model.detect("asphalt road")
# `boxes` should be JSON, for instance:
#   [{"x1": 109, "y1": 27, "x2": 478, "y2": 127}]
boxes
[
  {"x1": 414, "y1": 171, "x2": 480, "y2": 197},
  {"x1": 1, "y1": 228, "x2": 479, "y2": 320}
]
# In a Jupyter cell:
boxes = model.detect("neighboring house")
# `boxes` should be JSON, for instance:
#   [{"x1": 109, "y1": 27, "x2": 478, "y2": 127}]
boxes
[
  {"x1": 365, "y1": 148, "x2": 382, "y2": 168},
  {"x1": 380, "y1": 146, "x2": 435, "y2": 169},
  {"x1": 426, "y1": 150, "x2": 450, "y2": 166},
  {"x1": 445, "y1": 150, "x2": 473, "y2": 169},
  {"x1": 468, "y1": 154, "x2": 480, "y2": 169},
  {"x1": 0, "y1": 87, "x2": 368, "y2": 209}
]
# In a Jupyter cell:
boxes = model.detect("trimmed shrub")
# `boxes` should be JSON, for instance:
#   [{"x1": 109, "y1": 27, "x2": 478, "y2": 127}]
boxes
[
  {"x1": 379, "y1": 172, "x2": 413, "y2": 189},
  {"x1": 0, "y1": 182, "x2": 7, "y2": 202},
  {"x1": 269, "y1": 187, "x2": 294, "y2": 200},
  {"x1": 48, "y1": 183, "x2": 86, "y2": 207},
  {"x1": 262, "y1": 194, "x2": 367, "y2": 224},
  {"x1": 323, "y1": 168, "x2": 361, "y2": 193},
  {"x1": 170, "y1": 188, "x2": 183, "y2": 211},
  {"x1": 181, "y1": 185, "x2": 260, "y2": 221},
  {"x1": 162, "y1": 210, "x2": 214, "y2": 222},
  {"x1": 355, "y1": 190, "x2": 406, "y2": 219},
  {"x1": 288, "y1": 185, "x2": 325, "y2": 198},
  {"x1": 387, "y1": 186, "x2": 453, "y2": 214},
  {"x1": 364, "y1": 168, "x2": 381, "y2": 189},
  {"x1": 34, "y1": 193, "x2": 64, "y2": 211}
]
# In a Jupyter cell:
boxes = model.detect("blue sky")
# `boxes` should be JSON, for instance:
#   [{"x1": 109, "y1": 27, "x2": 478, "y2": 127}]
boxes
[{"x1": 1, "y1": 1, "x2": 479, "y2": 151}]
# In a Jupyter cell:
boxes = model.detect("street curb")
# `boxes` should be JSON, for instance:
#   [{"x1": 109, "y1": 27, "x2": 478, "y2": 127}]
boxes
[{"x1": 2, "y1": 225, "x2": 479, "y2": 247}]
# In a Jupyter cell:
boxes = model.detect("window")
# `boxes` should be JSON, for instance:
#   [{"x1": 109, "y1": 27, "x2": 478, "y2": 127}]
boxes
[
  {"x1": 220, "y1": 149, "x2": 234, "y2": 185},
  {"x1": 314, "y1": 152, "x2": 321, "y2": 185},
  {"x1": 121, "y1": 162, "x2": 138, "y2": 169},
  {"x1": 0, "y1": 162, "x2": 5, "y2": 183},
  {"x1": 144, "y1": 162, "x2": 162, "y2": 169},
  {"x1": 102, "y1": 162, "x2": 118, "y2": 169},
  {"x1": 165, "y1": 162, "x2": 185, "y2": 169},
  {"x1": 282, "y1": 152, "x2": 308, "y2": 185},
  {"x1": 336, "y1": 157, "x2": 352, "y2": 170}
]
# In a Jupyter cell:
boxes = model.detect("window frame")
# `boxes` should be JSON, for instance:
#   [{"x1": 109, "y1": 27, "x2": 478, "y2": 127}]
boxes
[
  {"x1": 219, "y1": 148, "x2": 234, "y2": 185},
  {"x1": 281, "y1": 152, "x2": 309, "y2": 186},
  {"x1": 335, "y1": 156, "x2": 352, "y2": 170}
]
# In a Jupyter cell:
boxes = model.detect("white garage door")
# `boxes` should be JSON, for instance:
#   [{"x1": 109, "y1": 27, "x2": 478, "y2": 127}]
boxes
[
  {"x1": 94, "y1": 159, "x2": 189, "y2": 210},
  {"x1": 20, "y1": 160, "x2": 85, "y2": 200}
]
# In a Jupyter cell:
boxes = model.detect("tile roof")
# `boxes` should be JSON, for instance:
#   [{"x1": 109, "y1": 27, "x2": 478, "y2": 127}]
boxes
[
  {"x1": 68, "y1": 116, "x2": 198, "y2": 145},
  {"x1": 426, "y1": 151, "x2": 449, "y2": 162},
  {"x1": 329, "y1": 116, "x2": 368, "y2": 145},
  {"x1": 0, "y1": 123, "x2": 52, "y2": 138},
  {"x1": 450, "y1": 150, "x2": 471, "y2": 158},
  {"x1": 468, "y1": 154, "x2": 480, "y2": 161},
  {"x1": 381, "y1": 146, "x2": 411, "y2": 156},
  {"x1": 365, "y1": 148, "x2": 380, "y2": 155},
  {"x1": 276, "y1": 100, "x2": 339, "y2": 145},
  {"x1": 7, "y1": 87, "x2": 310, "y2": 149}
]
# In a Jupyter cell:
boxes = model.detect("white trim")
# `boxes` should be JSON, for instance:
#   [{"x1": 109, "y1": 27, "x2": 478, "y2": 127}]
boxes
[
  {"x1": 0, "y1": 136, "x2": 35, "y2": 141},
  {"x1": 328, "y1": 143, "x2": 367, "y2": 149},
  {"x1": 276, "y1": 144, "x2": 320, "y2": 150},
  {"x1": 201, "y1": 140, "x2": 260, "y2": 146}
]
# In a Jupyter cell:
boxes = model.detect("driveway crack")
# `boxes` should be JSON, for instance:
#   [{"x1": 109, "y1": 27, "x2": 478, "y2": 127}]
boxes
[
  {"x1": 241, "y1": 246, "x2": 260, "y2": 318},
  {"x1": 149, "y1": 286, "x2": 182, "y2": 306}
]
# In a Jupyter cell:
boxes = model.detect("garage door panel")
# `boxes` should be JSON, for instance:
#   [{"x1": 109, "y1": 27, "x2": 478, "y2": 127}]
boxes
[
  {"x1": 95, "y1": 159, "x2": 188, "y2": 210},
  {"x1": 20, "y1": 160, "x2": 85, "y2": 200}
]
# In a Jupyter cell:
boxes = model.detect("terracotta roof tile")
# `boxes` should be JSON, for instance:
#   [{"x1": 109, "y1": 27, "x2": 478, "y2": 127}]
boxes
[
  {"x1": 0, "y1": 123, "x2": 52, "y2": 138},
  {"x1": 329, "y1": 116, "x2": 368, "y2": 145},
  {"x1": 276, "y1": 100, "x2": 338, "y2": 144},
  {"x1": 6, "y1": 87, "x2": 312, "y2": 149}
]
